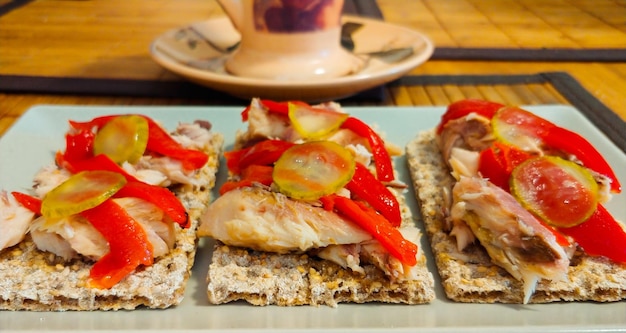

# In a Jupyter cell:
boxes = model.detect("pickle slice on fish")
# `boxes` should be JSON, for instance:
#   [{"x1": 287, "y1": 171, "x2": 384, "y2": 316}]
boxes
[
  {"x1": 273, "y1": 141, "x2": 355, "y2": 201},
  {"x1": 41, "y1": 170, "x2": 127, "y2": 219},
  {"x1": 93, "y1": 115, "x2": 149, "y2": 164},
  {"x1": 511, "y1": 156, "x2": 599, "y2": 228},
  {"x1": 491, "y1": 106, "x2": 553, "y2": 152},
  {"x1": 288, "y1": 102, "x2": 349, "y2": 140}
]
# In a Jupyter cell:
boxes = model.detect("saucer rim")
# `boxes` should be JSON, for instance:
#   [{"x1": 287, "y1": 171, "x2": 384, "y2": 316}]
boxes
[{"x1": 149, "y1": 15, "x2": 434, "y2": 98}]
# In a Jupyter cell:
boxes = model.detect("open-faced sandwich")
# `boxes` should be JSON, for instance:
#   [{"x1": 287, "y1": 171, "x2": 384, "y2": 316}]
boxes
[
  {"x1": 406, "y1": 99, "x2": 626, "y2": 303},
  {"x1": 0, "y1": 114, "x2": 223, "y2": 310},
  {"x1": 198, "y1": 98, "x2": 435, "y2": 307}
]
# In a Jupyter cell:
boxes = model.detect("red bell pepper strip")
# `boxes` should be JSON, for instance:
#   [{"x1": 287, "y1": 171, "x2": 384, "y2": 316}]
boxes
[
  {"x1": 69, "y1": 115, "x2": 117, "y2": 132},
  {"x1": 225, "y1": 139, "x2": 294, "y2": 174},
  {"x1": 11, "y1": 176, "x2": 189, "y2": 229},
  {"x1": 558, "y1": 204, "x2": 626, "y2": 264},
  {"x1": 62, "y1": 129, "x2": 96, "y2": 165},
  {"x1": 542, "y1": 126, "x2": 621, "y2": 193},
  {"x1": 224, "y1": 149, "x2": 248, "y2": 174},
  {"x1": 143, "y1": 117, "x2": 208, "y2": 171},
  {"x1": 341, "y1": 116, "x2": 394, "y2": 182},
  {"x1": 63, "y1": 153, "x2": 190, "y2": 227},
  {"x1": 59, "y1": 153, "x2": 140, "y2": 183},
  {"x1": 444, "y1": 102, "x2": 621, "y2": 194},
  {"x1": 12, "y1": 180, "x2": 190, "y2": 231},
  {"x1": 69, "y1": 115, "x2": 209, "y2": 172},
  {"x1": 241, "y1": 99, "x2": 289, "y2": 121},
  {"x1": 241, "y1": 107, "x2": 251, "y2": 122},
  {"x1": 219, "y1": 165, "x2": 275, "y2": 195},
  {"x1": 478, "y1": 142, "x2": 533, "y2": 192},
  {"x1": 258, "y1": 99, "x2": 290, "y2": 115},
  {"x1": 345, "y1": 162, "x2": 401, "y2": 227},
  {"x1": 437, "y1": 99, "x2": 504, "y2": 134},
  {"x1": 319, "y1": 195, "x2": 335, "y2": 211},
  {"x1": 328, "y1": 194, "x2": 417, "y2": 266},
  {"x1": 81, "y1": 199, "x2": 154, "y2": 289},
  {"x1": 493, "y1": 106, "x2": 621, "y2": 193},
  {"x1": 241, "y1": 99, "x2": 309, "y2": 121},
  {"x1": 11, "y1": 192, "x2": 42, "y2": 215},
  {"x1": 114, "y1": 181, "x2": 189, "y2": 227}
]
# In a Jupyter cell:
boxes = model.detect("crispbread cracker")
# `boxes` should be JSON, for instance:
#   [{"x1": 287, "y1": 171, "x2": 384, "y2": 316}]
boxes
[
  {"x1": 205, "y1": 116, "x2": 435, "y2": 306},
  {"x1": 0, "y1": 130, "x2": 224, "y2": 311},
  {"x1": 406, "y1": 129, "x2": 626, "y2": 303},
  {"x1": 205, "y1": 190, "x2": 435, "y2": 307}
]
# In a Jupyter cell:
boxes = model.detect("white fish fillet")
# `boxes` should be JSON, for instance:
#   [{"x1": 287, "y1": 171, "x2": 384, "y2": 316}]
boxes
[
  {"x1": 450, "y1": 176, "x2": 570, "y2": 303},
  {"x1": 30, "y1": 215, "x2": 108, "y2": 260},
  {"x1": 0, "y1": 191, "x2": 35, "y2": 251},
  {"x1": 116, "y1": 197, "x2": 176, "y2": 258},
  {"x1": 30, "y1": 197, "x2": 176, "y2": 260},
  {"x1": 32, "y1": 164, "x2": 71, "y2": 198},
  {"x1": 318, "y1": 226, "x2": 424, "y2": 281},
  {"x1": 198, "y1": 186, "x2": 373, "y2": 253}
]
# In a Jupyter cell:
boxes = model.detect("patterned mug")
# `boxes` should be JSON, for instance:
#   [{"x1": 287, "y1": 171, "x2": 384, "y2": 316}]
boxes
[{"x1": 218, "y1": 0, "x2": 362, "y2": 80}]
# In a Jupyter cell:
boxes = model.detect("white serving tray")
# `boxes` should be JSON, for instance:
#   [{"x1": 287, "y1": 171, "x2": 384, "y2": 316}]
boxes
[{"x1": 1, "y1": 105, "x2": 624, "y2": 333}]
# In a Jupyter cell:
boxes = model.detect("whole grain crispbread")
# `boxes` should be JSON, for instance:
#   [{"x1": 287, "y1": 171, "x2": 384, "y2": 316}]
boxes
[
  {"x1": 0, "y1": 131, "x2": 224, "y2": 311},
  {"x1": 206, "y1": 241, "x2": 435, "y2": 307},
  {"x1": 405, "y1": 129, "x2": 626, "y2": 303},
  {"x1": 204, "y1": 172, "x2": 435, "y2": 307}
]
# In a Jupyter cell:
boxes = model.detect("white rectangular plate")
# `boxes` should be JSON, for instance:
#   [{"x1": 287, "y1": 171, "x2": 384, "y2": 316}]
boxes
[{"x1": 1, "y1": 104, "x2": 625, "y2": 333}]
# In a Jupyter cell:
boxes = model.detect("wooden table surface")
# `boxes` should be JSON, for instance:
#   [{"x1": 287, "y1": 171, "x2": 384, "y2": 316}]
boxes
[{"x1": 1, "y1": 0, "x2": 625, "y2": 137}]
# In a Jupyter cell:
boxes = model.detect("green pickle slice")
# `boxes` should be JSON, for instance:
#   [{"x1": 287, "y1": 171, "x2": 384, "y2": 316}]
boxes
[
  {"x1": 93, "y1": 115, "x2": 149, "y2": 164},
  {"x1": 510, "y1": 156, "x2": 599, "y2": 228},
  {"x1": 41, "y1": 170, "x2": 127, "y2": 219},
  {"x1": 273, "y1": 141, "x2": 355, "y2": 201},
  {"x1": 288, "y1": 102, "x2": 349, "y2": 140}
]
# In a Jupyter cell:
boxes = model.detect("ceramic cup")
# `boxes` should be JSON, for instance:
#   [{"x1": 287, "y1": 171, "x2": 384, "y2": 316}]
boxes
[{"x1": 218, "y1": 0, "x2": 362, "y2": 80}]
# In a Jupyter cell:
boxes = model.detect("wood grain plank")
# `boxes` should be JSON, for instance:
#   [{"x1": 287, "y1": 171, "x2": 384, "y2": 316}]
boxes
[
  {"x1": 376, "y1": 0, "x2": 626, "y2": 49},
  {"x1": 476, "y1": 85, "x2": 508, "y2": 103},
  {"x1": 467, "y1": 0, "x2": 579, "y2": 48},
  {"x1": 387, "y1": 85, "x2": 414, "y2": 106},
  {"x1": 566, "y1": 0, "x2": 626, "y2": 28},
  {"x1": 440, "y1": 85, "x2": 467, "y2": 103},
  {"x1": 424, "y1": 85, "x2": 451, "y2": 105},
  {"x1": 405, "y1": 86, "x2": 433, "y2": 106},
  {"x1": 457, "y1": 85, "x2": 487, "y2": 101},
  {"x1": 493, "y1": 85, "x2": 528, "y2": 106},
  {"x1": 508, "y1": 84, "x2": 548, "y2": 105},
  {"x1": 516, "y1": 0, "x2": 626, "y2": 48}
]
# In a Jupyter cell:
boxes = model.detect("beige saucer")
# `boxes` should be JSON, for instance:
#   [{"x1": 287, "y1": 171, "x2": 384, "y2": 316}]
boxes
[{"x1": 149, "y1": 15, "x2": 434, "y2": 102}]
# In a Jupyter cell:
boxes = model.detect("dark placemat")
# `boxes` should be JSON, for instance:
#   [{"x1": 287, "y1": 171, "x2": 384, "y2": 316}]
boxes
[
  {"x1": 1, "y1": 72, "x2": 624, "y2": 152},
  {"x1": 0, "y1": 74, "x2": 387, "y2": 104},
  {"x1": 0, "y1": 0, "x2": 33, "y2": 16},
  {"x1": 431, "y1": 47, "x2": 626, "y2": 62},
  {"x1": 0, "y1": 75, "x2": 242, "y2": 101}
]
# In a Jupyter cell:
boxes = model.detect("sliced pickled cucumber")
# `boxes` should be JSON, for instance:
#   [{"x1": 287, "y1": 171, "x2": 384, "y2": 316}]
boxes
[
  {"x1": 510, "y1": 156, "x2": 599, "y2": 228},
  {"x1": 273, "y1": 141, "x2": 355, "y2": 200},
  {"x1": 41, "y1": 170, "x2": 127, "y2": 219},
  {"x1": 288, "y1": 102, "x2": 349, "y2": 140},
  {"x1": 491, "y1": 106, "x2": 554, "y2": 152},
  {"x1": 93, "y1": 115, "x2": 149, "y2": 164}
]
